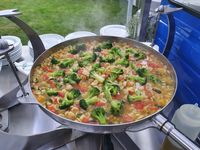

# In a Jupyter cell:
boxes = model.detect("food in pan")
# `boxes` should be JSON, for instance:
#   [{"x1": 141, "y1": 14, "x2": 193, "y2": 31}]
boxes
[{"x1": 31, "y1": 41, "x2": 175, "y2": 124}]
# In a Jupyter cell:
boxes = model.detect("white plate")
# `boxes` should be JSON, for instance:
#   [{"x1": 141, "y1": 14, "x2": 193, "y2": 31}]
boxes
[
  {"x1": 100, "y1": 25, "x2": 129, "y2": 38},
  {"x1": 65, "y1": 31, "x2": 97, "y2": 41},
  {"x1": 1, "y1": 36, "x2": 22, "y2": 51},
  {"x1": 28, "y1": 33, "x2": 65, "y2": 58},
  {"x1": 28, "y1": 34, "x2": 64, "y2": 50}
]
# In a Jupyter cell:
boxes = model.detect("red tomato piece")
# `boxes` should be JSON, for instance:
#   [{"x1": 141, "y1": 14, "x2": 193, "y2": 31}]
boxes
[
  {"x1": 52, "y1": 97, "x2": 60, "y2": 104},
  {"x1": 82, "y1": 116, "x2": 90, "y2": 123},
  {"x1": 67, "y1": 53, "x2": 75, "y2": 58},
  {"x1": 42, "y1": 66, "x2": 53, "y2": 72},
  {"x1": 122, "y1": 114, "x2": 133, "y2": 122},
  {"x1": 112, "y1": 92, "x2": 124, "y2": 100},
  {"x1": 47, "y1": 105, "x2": 56, "y2": 113},
  {"x1": 128, "y1": 90, "x2": 134, "y2": 95},
  {"x1": 77, "y1": 69, "x2": 83, "y2": 75},
  {"x1": 133, "y1": 102, "x2": 145, "y2": 110},
  {"x1": 58, "y1": 92, "x2": 65, "y2": 98},
  {"x1": 48, "y1": 80, "x2": 56, "y2": 88},
  {"x1": 117, "y1": 75, "x2": 124, "y2": 81},
  {"x1": 95, "y1": 101, "x2": 106, "y2": 107},
  {"x1": 148, "y1": 62, "x2": 161, "y2": 68},
  {"x1": 42, "y1": 74, "x2": 49, "y2": 80}
]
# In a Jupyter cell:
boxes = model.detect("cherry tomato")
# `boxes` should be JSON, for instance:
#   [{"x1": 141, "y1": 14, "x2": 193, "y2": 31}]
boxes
[
  {"x1": 95, "y1": 101, "x2": 106, "y2": 107},
  {"x1": 58, "y1": 92, "x2": 65, "y2": 98}
]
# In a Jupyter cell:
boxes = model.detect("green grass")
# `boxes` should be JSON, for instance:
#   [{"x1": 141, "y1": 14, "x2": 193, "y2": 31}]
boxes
[{"x1": 0, "y1": 0, "x2": 127, "y2": 44}]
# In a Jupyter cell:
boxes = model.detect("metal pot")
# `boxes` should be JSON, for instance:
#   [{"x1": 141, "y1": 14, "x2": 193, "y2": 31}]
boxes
[{"x1": 17, "y1": 36, "x2": 198, "y2": 150}]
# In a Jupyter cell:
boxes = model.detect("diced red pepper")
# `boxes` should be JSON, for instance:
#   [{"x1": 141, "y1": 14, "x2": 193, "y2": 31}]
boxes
[
  {"x1": 74, "y1": 83, "x2": 87, "y2": 93},
  {"x1": 95, "y1": 101, "x2": 106, "y2": 107},
  {"x1": 77, "y1": 69, "x2": 83, "y2": 75},
  {"x1": 58, "y1": 92, "x2": 65, "y2": 98}
]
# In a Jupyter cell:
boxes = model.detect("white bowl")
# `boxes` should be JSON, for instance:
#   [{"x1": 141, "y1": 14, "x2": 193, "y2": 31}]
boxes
[
  {"x1": 65, "y1": 31, "x2": 97, "y2": 41},
  {"x1": 100, "y1": 25, "x2": 129, "y2": 38}
]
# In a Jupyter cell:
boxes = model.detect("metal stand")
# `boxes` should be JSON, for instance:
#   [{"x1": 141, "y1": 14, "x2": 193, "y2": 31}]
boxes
[{"x1": 151, "y1": 5, "x2": 182, "y2": 57}]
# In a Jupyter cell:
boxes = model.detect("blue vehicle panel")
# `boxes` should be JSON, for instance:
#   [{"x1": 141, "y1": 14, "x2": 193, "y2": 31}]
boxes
[{"x1": 154, "y1": 0, "x2": 200, "y2": 104}]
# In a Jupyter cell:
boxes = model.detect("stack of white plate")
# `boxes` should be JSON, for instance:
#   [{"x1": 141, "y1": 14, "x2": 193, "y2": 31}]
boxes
[
  {"x1": 28, "y1": 34, "x2": 65, "y2": 58},
  {"x1": 0, "y1": 36, "x2": 22, "y2": 67},
  {"x1": 65, "y1": 31, "x2": 97, "y2": 41}
]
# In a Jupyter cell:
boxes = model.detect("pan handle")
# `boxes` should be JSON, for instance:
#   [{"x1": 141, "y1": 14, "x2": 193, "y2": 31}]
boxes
[{"x1": 152, "y1": 114, "x2": 199, "y2": 150}]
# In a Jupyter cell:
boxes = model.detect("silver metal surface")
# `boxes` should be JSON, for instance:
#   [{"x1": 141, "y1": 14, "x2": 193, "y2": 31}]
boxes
[
  {"x1": 0, "y1": 110, "x2": 8, "y2": 131},
  {"x1": 153, "y1": 114, "x2": 200, "y2": 150},
  {"x1": 27, "y1": 36, "x2": 177, "y2": 134}
]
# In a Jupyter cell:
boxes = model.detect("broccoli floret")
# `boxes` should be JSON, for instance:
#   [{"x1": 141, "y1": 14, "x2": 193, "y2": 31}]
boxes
[
  {"x1": 116, "y1": 55, "x2": 129, "y2": 67},
  {"x1": 136, "y1": 68, "x2": 149, "y2": 77},
  {"x1": 103, "y1": 81, "x2": 120, "y2": 101},
  {"x1": 79, "y1": 96, "x2": 98, "y2": 110},
  {"x1": 90, "y1": 70, "x2": 105, "y2": 83},
  {"x1": 93, "y1": 46, "x2": 102, "y2": 52},
  {"x1": 134, "y1": 51, "x2": 146, "y2": 61},
  {"x1": 69, "y1": 43, "x2": 86, "y2": 54},
  {"x1": 51, "y1": 57, "x2": 60, "y2": 64},
  {"x1": 99, "y1": 53, "x2": 115, "y2": 63},
  {"x1": 88, "y1": 86, "x2": 100, "y2": 98},
  {"x1": 107, "y1": 73, "x2": 118, "y2": 81},
  {"x1": 110, "y1": 101, "x2": 123, "y2": 116},
  {"x1": 101, "y1": 41, "x2": 113, "y2": 49},
  {"x1": 110, "y1": 47, "x2": 122, "y2": 57},
  {"x1": 130, "y1": 62, "x2": 138, "y2": 71},
  {"x1": 91, "y1": 107, "x2": 107, "y2": 124},
  {"x1": 63, "y1": 73, "x2": 81, "y2": 84},
  {"x1": 125, "y1": 48, "x2": 137, "y2": 54},
  {"x1": 46, "y1": 90, "x2": 58, "y2": 96},
  {"x1": 107, "y1": 68, "x2": 124, "y2": 81},
  {"x1": 92, "y1": 63, "x2": 101, "y2": 70},
  {"x1": 79, "y1": 86, "x2": 100, "y2": 110},
  {"x1": 127, "y1": 95, "x2": 144, "y2": 103},
  {"x1": 111, "y1": 68, "x2": 124, "y2": 75},
  {"x1": 51, "y1": 70, "x2": 65, "y2": 77},
  {"x1": 136, "y1": 68, "x2": 161, "y2": 84},
  {"x1": 78, "y1": 52, "x2": 97, "y2": 67},
  {"x1": 59, "y1": 99, "x2": 74, "y2": 109},
  {"x1": 147, "y1": 74, "x2": 161, "y2": 84},
  {"x1": 59, "y1": 59, "x2": 75, "y2": 68},
  {"x1": 129, "y1": 76, "x2": 147, "y2": 85},
  {"x1": 67, "y1": 89, "x2": 81, "y2": 100}
]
